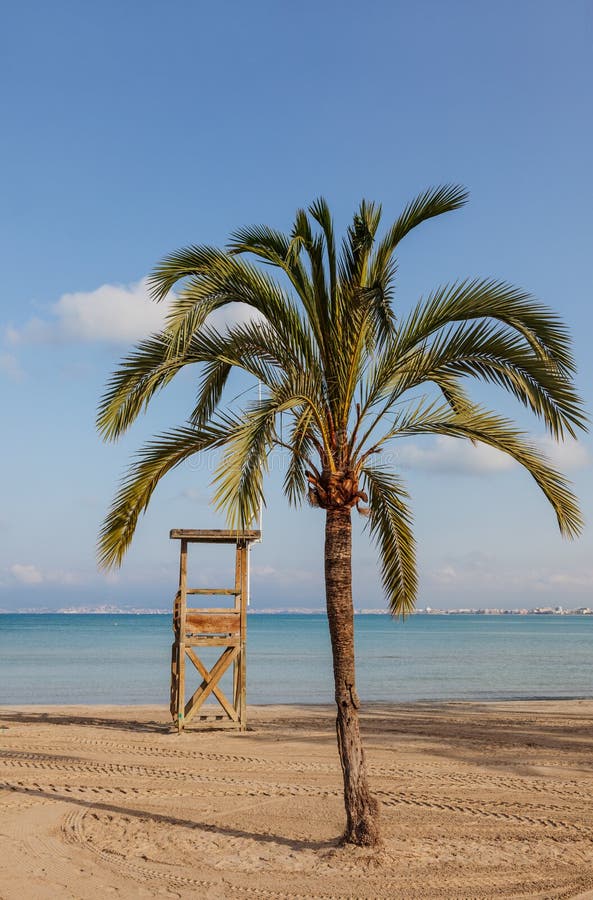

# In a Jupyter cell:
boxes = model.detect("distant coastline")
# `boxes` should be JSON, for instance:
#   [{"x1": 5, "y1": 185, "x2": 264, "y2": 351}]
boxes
[{"x1": 0, "y1": 605, "x2": 591, "y2": 616}]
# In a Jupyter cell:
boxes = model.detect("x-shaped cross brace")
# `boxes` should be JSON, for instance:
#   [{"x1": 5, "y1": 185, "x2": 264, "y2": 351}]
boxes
[{"x1": 184, "y1": 645, "x2": 240, "y2": 723}]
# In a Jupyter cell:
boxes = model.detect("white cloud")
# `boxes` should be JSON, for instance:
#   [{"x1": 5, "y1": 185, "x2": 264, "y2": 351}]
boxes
[
  {"x1": 397, "y1": 435, "x2": 514, "y2": 474},
  {"x1": 178, "y1": 487, "x2": 207, "y2": 504},
  {"x1": 536, "y1": 436, "x2": 590, "y2": 471},
  {"x1": 8, "y1": 563, "x2": 83, "y2": 587},
  {"x1": 252, "y1": 565, "x2": 277, "y2": 577},
  {"x1": 427, "y1": 553, "x2": 593, "y2": 595},
  {"x1": 207, "y1": 301, "x2": 265, "y2": 333},
  {"x1": 6, "y1": 279, "x2": 264, "y2": 347},
  {"x1": 251, "y1": 564, "x2": 318, "y2": 586},
  {"x1": 546, "y1": 572, "x2": 593, "y2": 588},
  {"x1": 7, "y1": 279, "x2": 168, "y2": 345},
  {"x1": 397, "y1": 434, "x2": 590, "y2": 476},
  {"x1": 432, "y1": 563, "x2": 457, "y2": 584},
  {"x1": 10, "y1": 563, "x2": 43, "y2": 585},
  {"x1": 0, "y1": 352, "x2": 24, "y2": 381}
]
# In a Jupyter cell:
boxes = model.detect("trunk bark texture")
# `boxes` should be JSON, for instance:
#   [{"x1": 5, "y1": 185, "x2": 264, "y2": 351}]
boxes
[{"x1": 325, "y1": 506, "x2": 381, "y2": 846}]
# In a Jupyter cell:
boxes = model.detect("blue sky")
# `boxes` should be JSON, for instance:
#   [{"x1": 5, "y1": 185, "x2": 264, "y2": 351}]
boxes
[{"x1": 1, "y1": 0, "x2": 591, "y2": 611}]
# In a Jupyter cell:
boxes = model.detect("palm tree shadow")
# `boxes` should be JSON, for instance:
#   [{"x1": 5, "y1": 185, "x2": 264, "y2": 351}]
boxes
[
  {"x1": 0, "y1": 707, "x2": 333, "y2": 737},
  {"x1": 0, "y1": 709, "x2": 274, "y2": 735},
  {"x1": 5, "y1": 783, "x2": 338, "y2": 852},
  {"x1": 0, "y1": 710, "x2": 172, "y2": 734}
]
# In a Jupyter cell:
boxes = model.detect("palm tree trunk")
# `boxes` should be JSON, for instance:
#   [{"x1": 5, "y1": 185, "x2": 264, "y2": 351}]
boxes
[{"x1": 325, "y1": 506, "x2": 381, "y2": 846}]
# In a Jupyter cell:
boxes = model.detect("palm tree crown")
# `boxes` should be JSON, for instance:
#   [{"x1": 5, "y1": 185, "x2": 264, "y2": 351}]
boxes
[{"x1": 97, "y1": 185, "x2": 585, "y2": 615}]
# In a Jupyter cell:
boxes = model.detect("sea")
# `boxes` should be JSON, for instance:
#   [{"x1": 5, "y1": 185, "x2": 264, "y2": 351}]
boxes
[{"x1": 1, "y1": 613, "x2": 592, "y2": 706}]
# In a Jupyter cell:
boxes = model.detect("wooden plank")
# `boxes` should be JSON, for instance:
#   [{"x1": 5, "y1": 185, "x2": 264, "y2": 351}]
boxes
[
  {"x1": 170, "y1": 529, "x2": 261, "y2": 544},
  {"x1": 186, "y1": 588, "x2": 238, "y2": 596},
  {"x1": 186, "y1": 612, "x2": 240, "y2": 635},
  {"x1": 186, "y1": 648, "x2": 239, "y2": 721},
  {"x1": 184, "y1": 646, "x2": 239, "y2": 723},
  {"x1": 186, "y1": 607, "x2": 239, "y2": 614},
  {"x1": 185, "y1": 636, "x2": 240, "y2": 647}
]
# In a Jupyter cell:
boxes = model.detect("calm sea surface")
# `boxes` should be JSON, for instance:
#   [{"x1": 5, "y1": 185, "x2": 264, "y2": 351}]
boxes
[{"x1": 1, "y1": 613, "x2": 592, "y2": 705}]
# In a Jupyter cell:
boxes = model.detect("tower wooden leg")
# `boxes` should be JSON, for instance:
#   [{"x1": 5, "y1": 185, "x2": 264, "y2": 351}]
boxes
[
  {"x1": 176, "y1": 539, "x2": 188, "y2": 733},
  {"x1": 177, "y1": 640, "x2": 185, "y2": 733},
  {"x1": 239, "y1": 544, "x2": 247, "y2": 732},
  {"x1": 170, "y1": 641, "x2": 179, "y2": 723},
  {"x1": 233, "y1": 541, "x2": 242, "y2": 724}
]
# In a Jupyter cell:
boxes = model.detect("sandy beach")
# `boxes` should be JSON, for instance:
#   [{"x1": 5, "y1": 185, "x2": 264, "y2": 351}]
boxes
[{"x1": 1, "y1": 701, "x2": 593, "y2": 899}]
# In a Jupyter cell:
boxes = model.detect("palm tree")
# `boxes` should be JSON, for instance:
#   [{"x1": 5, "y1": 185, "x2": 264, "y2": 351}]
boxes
[{"x1": 97, "y1": 186, "x2": 585, "y2": 847}]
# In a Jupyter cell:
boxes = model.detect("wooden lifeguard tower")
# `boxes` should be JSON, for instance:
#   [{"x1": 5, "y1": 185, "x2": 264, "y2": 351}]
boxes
[{"x1": 169, "y1": 529, "x2": 260, "y2": 732}]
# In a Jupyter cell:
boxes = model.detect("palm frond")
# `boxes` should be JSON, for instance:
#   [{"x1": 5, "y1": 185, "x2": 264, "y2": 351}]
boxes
[
  {"x1": 339, "y1": 199, "x2": 382, "y2": 289},
  {"x1": 227, "y1": 223, "x2": 315, "y2": 319},
  {"x1": 187, "y1": 323, "x2": 288, "y2": 390},
  {"x1": 97, "y1": 332, "x2": 185, "y2": 441},
  {"x1": 371, "y1": 184, "x2": 468, "y2": 283},
  {"x1": 98, "y1": 423, "x2": 228, "y2": 569},
  {"x1": 211, "y1": 363, "x2": 332, "y2": 528},
  {"x1": 282, "y1": 406, "x2": 317, "y2": 506},
  {"x1": 99, "y1": 253, "x2": 321, "y2": 443},
  {"x1": 362, "y1": 465, "x2": 417, "y2": 616},
  {"x1": 187, "y1": 319, "x2": 326, "y2": 404},
  {"x1": 291, "y1": 207, "x2": 330, "y2": 342},
  {"x1": 398, "y1": 279, "x2": 576, "y2": 373},
  {"x1": 189, "y1": 359, "x2": 232, "y2": 427},
  {"x1": 308, "y1": 197, "x2": 337, "y2": 308},
  {"x1": 155, "y1": 248, "x2": 318, "y2": 368},
  {"x1": 148, "y1": 245, "x2": 226, "y2": 302},
  {"x1": 399, "y1": 407, "x2": 583, "y2": 538},
  {"x1": 376, "y1": 319, "x2": 586, "y2": 439},
  {"x1": 211, "y1": 402, "x2": 277, "y2": 529}
]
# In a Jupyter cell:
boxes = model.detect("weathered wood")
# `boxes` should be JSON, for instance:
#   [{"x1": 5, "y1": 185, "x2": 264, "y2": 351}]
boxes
[
  {"x1": 233, "y1": 543, "x2": 241, "y2": 706},
  {"x1": 169, "y1": 642, "x2": 179, "y2": 719},
  {"x1": 169, "y1": 530, "x2": 253, "y2": 732},
  {"x1": 186, "y1": 606, "x2": 239, "y2": 614},
  {"x1": 172, "y1": 596, "x2": 180, "y2": 631},
  {"x1": 183, "y1": 719, "x2": 242, "y2": 730},
  {"x1": 185, "y1": 635, "x2": 240, "y2": 647},
  {"x1": 176, "y1": 540, "x2": 188, "y2": 733},
  {"x1": 185, "y1": 612, "x2": 240, "y2": 635},
  {"x1": 186, "y1": 648, "x2": 239, "y2": 721},
  {"x1": 170, "y1": 529, "x2": 261, "y2": 543},
  {"x1": 186, "y1": 588, "x2": 238, "y2": 595},
  {"x1": 239, "y1": 545, "x2": 248, "y2": 731},
  {"x1": 184, "y1": 646, "x2": 239, "y2": 723}
]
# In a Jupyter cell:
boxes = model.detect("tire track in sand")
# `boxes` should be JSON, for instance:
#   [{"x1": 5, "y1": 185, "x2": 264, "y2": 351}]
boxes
[
  {"x1": 61, "y1": 807, "x2": 345, "y2": 900},
  {"x1": 3, "y1": 775, "x2": 591, "y2": 841},
  {"x1": 3, "y1": 742, "x2": 591, "y2": 809}
]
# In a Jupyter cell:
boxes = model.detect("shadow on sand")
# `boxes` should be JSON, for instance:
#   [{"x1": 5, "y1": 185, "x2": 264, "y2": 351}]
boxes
[
  {"x1": 0, "y1": 710, "x2": 172, "y2": 734},
  {"x1": 2, "y1": 782, "x2": 338, "y2": 853}
]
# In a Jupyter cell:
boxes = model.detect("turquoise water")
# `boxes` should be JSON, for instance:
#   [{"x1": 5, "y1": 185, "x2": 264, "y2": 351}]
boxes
[{"x1": 1, "y1": 613, "x2": 592, "y2": 705}]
